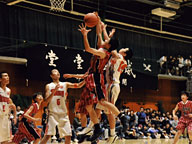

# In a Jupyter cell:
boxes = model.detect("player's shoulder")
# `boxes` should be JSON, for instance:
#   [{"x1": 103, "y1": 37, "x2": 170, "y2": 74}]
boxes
[
  {"x1": 177, "y1": 101, "x2": 183, "y2": 105},
  {"x1": 188, "y1": 100, "x2": 192, "y2": 104},
  {"x1": 6, "y1": 87, "x2": 11, "y2": 91}
]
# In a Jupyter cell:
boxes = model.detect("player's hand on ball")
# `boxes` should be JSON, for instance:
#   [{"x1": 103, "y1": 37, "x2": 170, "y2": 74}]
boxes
[{"x1": 78, "y1": 23, "x2": 91, "y2": 36}]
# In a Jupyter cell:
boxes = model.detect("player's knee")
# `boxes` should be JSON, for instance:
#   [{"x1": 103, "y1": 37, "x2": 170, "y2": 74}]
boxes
[{"x1": 99, "y1": 99, "x2": 106, "y2": 106}]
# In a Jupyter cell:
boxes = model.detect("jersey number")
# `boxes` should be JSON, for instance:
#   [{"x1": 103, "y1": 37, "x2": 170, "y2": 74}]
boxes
[{"x1": 57, "y1": 99, "x2": 60, "y2": 105}]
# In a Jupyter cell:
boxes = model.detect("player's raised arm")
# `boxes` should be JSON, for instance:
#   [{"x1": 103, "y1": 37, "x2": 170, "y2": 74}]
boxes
[{"x1": 78, "y1": 23, "x2": 106, "y2": 59}]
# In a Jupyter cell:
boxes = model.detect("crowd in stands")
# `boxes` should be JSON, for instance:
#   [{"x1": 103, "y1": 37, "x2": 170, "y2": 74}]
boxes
[
  {"x1": 158, "y1": 55, "x2": 192, "y2": 77},
  {"x1": 9, "y1": 105, "x2": 186, "y2": 143}
]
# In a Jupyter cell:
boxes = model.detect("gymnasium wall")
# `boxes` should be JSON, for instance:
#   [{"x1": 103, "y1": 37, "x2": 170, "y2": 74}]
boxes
[{"x1": 0, "y1": 62, "x2": 186, "y2": 114}]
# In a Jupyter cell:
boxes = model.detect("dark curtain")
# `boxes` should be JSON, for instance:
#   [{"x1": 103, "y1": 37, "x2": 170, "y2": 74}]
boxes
[{"x1": 0, "y1": 3, "x2": 192, "y2": 90}]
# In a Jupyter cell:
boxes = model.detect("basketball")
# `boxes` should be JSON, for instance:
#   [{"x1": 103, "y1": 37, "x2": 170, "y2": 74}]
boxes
[{"x1": 84, "y1": 12, "x2": 99, "y2": 28}]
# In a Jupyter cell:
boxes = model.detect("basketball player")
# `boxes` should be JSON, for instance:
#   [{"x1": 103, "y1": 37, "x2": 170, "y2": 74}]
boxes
[
  {"x1": 0, "y1": 72, "x2": 16, "y2": 144},
  {"x1": 78, "y1": 17, "x2": 127, "y2": 142},
  {"x1": 172, "y1": 91, "x2": 192, "y2": 144},
  {"x1": 102, "y1": 47, "x2": 133, "y2": 143},
  {"x1": 12, "y1": 83, "x2": 60, "y2": 144},
  {"x1": 40, "y1": 69, "x2": 85, "y2": 144}
]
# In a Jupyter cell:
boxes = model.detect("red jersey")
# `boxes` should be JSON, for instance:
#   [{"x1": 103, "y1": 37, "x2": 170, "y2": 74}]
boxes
[
  {"x1": 178, "y1": 100, "x2": 192, "y2": 119},
  {"x1": 22, "y1": 103, "x2": 39, "y2": 123},
  {"x1": 89, "y1": 48, "x2": 111, "y2": 74}
]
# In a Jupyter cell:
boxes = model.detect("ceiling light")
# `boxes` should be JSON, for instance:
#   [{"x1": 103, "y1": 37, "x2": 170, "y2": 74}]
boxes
[{"x1": 151, "y1": 8, "x2": 176, "y2": 18}]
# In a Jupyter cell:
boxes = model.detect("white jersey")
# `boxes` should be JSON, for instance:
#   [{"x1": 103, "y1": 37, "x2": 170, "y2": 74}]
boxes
[
  {"x1": 0, "y1": 87, "x2": 11, "y2": 116},
  {"x1": 106, "y1": 54, "x2": 127, "y2": 84},
  {"x1": 48, "y1": 82, "x2": 68, "y2": 115}
]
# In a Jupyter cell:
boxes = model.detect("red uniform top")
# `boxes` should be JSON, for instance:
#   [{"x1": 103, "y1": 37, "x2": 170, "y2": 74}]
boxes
[
  {"x1": 22, "y1": 103, "x2": 39, "y2": 123},
  {"x1": 89, "y1": 48, "x2": 111, "y2": 74},
  {"x1": 178, "y1": 100, "x2": 192, "y2": 120}
]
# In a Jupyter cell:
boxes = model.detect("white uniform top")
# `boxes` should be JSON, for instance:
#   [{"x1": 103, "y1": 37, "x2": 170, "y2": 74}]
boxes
[
  {"x1": 48, "y1": 82, "x2": 68, "y2": 115},
  {"x1": 106, "y1": 54, "x2": 127, "y2": 84},
  {"x1": 0, "y1": 87, "x2": 11, "y2": 116}
]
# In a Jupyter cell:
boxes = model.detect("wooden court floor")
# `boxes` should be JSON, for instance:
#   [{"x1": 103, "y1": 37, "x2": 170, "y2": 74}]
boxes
[{"x1": 51, "y1": 138, "x2": 190, "y2": 144}]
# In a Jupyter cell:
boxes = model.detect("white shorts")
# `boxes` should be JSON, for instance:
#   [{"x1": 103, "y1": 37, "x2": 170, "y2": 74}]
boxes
[
  {"x1": 108, "y1": 83, "x2": 120, "y2": 104},
  {"x1": 0, "y1": 115, "x2": 11, "y2": 143},
  {"x1": 96, "y1": 83, "x2": 120, "y2": 114},
  {"x1": 46, "y1": 113, "x2": 72, "y2": 138}
]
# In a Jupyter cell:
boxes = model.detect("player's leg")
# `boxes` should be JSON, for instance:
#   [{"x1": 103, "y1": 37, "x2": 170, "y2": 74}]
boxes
[
  {"x1": 86, "y1": 104, "x2": 103, "y2": 142},
  {"x1": 173, "y1": 130, "x2": 183, "y2": 144},
  {"x1": 187, "y1": 121, "x2": 192, "y2": 143},
  {"x1": 106, "y1": 84, "x2": 120, "y2": 144},
  {"x1": 86, "y1": 104, "x2": 99, "y2": 124},
  {"x1": 40, "y1": 114, "x2": 57, "y2": 144},
  {"x1": 173, "y1": 122, "x2": 186, "y2": 144},
  {"x1": 80, "y1": 113, "x2": 87, "y2": 128},
  {"x1": 0, "y1": 116, "x2": 12, "y2": 144},
  {"x1": 58, "y1": 115, "x2": 72, "y2": 144},
  {"x1": 33, "y1": 138, "x2": 40, "y2": 144}
]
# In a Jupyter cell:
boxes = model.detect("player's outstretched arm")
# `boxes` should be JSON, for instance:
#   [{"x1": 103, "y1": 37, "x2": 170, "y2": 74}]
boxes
[
  {"x1": 63, "y1": 73, "x2": 87, "y2": 79},
  {"x1": 66, "y1": 80, "x2": 85, "y2": 89}
]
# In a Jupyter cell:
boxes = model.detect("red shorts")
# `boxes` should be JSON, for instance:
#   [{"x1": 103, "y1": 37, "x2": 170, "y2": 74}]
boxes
[
  {"x1": 12, "y1": 120, "x2": 40, "y2": 144},
  {"x1": 78, "y1": 87, "x2": 98, "y2": 114},
  {"x1": 176, "y1": 117, "x2": 192, "y2": 133}
]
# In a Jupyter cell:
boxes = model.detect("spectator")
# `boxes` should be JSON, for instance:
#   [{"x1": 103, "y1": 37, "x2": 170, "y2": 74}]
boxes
[
  {"x1": 137, "y1": 107, "x2": 147, "y2": 126},
  {"x1": 178, "y1": 55, "x2": 184, "y2": 76},
  {"x1": 158, "y1": 55, "x2": 167, "y2": 74},
  {"x1": 170, "y1": 116, "x2": 179, "y2": 129},
  {"x1": 129, "y1": 110, "x2": 136, "y2": 128},
  {"x1": 16, "y1": 106, "x2": 24, "y2": 117},
  {"x1": 42, "y1": 107, "x2": 48, "y2": 135}
]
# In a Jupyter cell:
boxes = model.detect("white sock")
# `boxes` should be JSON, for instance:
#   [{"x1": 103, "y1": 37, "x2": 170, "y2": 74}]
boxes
[
  {"x1": 88, "y1": 121, "x2": 94, "y2": 128},
  {"x1": 110, "y1": 129, "x2": 115, "y2": 136}
]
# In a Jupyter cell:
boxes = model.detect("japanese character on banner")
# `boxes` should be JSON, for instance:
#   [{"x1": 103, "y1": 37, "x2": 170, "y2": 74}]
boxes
[
  {"x1": 143, "y1": 63, "x2": 152, "y2": 72},
  {"x1": 122, "y1": 78, "x2": 127, "y2": 86},
  {"x1": 45, "y1": 50, "x2": 59, "y2": 67},
  {"x1": 124, "y1": 60, "x2": 136, "y2": 78},
  {"x1": 73, "y1": 54, "x2": 84, "y2": 70}
]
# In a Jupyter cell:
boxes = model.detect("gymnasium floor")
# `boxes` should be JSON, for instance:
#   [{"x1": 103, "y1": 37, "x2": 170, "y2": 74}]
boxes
[
  {"x1": 50, "y1": 138, "x2": 190, "y2": 144},
  {"x1": 81, "y1": 138, "x2": 189, "y2": 144}
]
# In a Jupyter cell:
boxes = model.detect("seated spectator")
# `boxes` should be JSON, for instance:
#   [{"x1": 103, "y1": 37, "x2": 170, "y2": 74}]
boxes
[
  {"x1": 170, "y1": 116, "x2": 178, "y2": 129},
  {"x1": 129, "y1": 110, "x2": 136, "y2": 128},
  {"x1": 178, "y1": 55, "x2": 184, "y2": 76},
  {"x1": 16, "y1": 106, "x2": 24, "y2": 117},
  {"x1": 184, "y1": 57, "x2": 191, "y2": 76},
  {"x1": 162, "y1": 116, "x2": 170, "y2": 128},
  {"x1": 158, "y1": 55, "x2": 167, "y2": 74}
]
